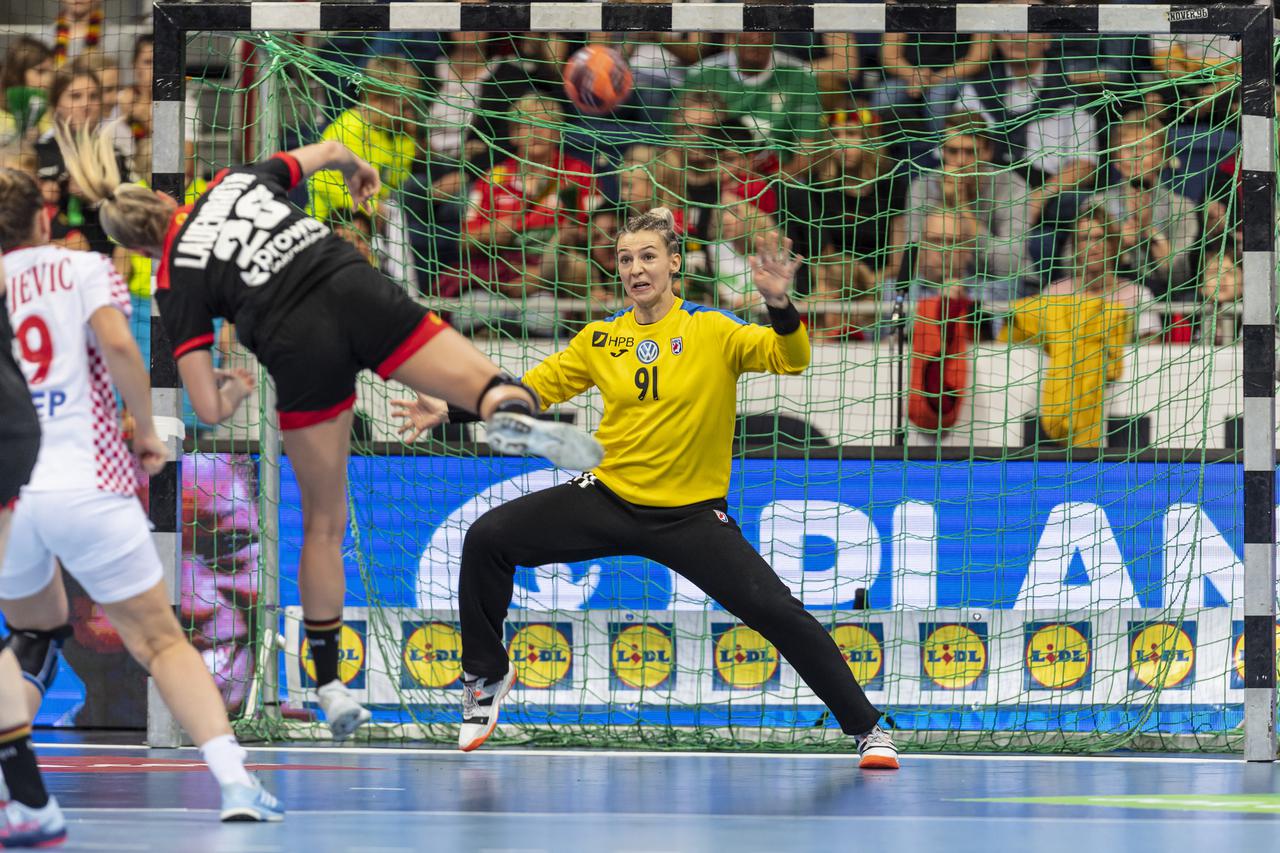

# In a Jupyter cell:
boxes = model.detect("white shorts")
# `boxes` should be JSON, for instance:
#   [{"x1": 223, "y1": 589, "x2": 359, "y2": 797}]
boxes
[{"x1": 0, "y1": 489, "x2": 163, "y2": 604}]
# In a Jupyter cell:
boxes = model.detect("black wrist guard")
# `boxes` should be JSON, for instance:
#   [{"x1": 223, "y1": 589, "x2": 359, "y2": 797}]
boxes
[
  {"x1": 478, "y1": 373, "x2": 540, "y2": 416},
  {"x1": 767, "y1": 300, "x2": 801, "y2": 335}
]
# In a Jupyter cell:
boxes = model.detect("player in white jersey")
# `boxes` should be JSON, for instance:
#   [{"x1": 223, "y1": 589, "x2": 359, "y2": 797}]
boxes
[{"x1": 0, "y1": 168, "x2": 283, "y2": 823}]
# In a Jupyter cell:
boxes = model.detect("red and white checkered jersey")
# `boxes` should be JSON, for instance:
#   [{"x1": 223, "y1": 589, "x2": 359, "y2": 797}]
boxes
[{"x1": 4, "y1": 246, "x2": 137, "y2": 495}]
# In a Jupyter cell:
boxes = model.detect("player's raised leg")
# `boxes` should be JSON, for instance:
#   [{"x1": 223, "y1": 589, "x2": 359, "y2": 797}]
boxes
[
  {"x1": 279, "y1": 409, "x2": 371, "y2": 740},
  {"x1": 649, "y1": 506, "x2": 899, "y2": 770},
  {"x1": 457, "y1": 478, "x2": 633, "y2": 751},
  {"x1": 100, "y1": 581, "x2": 283, "y2": 821},
  {"x1": 386, "y1": 326, "x2": 603, "y2": 472}
]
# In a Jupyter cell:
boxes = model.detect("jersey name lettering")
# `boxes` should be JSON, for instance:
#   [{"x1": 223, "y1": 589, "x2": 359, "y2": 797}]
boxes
[
  {"x1": 6, "y1": 259, "x2": 73, "y2": 311},
  {"x1": 174, "y1": 174, "x2": 327, "y2": 287}
]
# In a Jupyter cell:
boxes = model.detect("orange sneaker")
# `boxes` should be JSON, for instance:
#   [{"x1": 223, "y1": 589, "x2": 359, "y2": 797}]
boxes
[{"x1": 857, "y1": 725, "x2": 900, "y2": 770}]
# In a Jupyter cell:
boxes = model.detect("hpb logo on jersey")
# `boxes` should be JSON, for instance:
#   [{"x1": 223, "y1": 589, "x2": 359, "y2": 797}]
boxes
[
  {"x1": 400, "y1": 621, "x2": 463, "y2": 689},
  {"x1": 831, "y1": 623, "x2": 884, "y2": 691},
  {"x1": 712, "y1": 624, "x2": 780, "y2": 690},
  {"x1": 506, "y1": 623, "x2": 573, "y2": 689},
  {"x1": 637, "y1": 339, "x2": 659, "y2": 364},
  {"x1": 1229, "y1": 621, "x2": 1280, "y2": 689},
  {"x1": 1129, "y1": 622, "x2": 1196, "y2": 690},
  {"x1": 920, "y1": 623, "x2": 987, "y2": 690},
  {"x1": 1024, "y1": 622, "x2": 1091, "y2": 691},
  {"x1": 610, "y1": 623, "x2": 675, "y2": 690},
  {"x1": 300, "y1": 621, "x2": 366, "y2": 689},
  {"x1": 591, "y1": 330, "x2": 607, "y2": 347}
]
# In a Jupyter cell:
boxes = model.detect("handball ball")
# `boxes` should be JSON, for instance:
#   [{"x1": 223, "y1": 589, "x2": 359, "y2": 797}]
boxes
[{"x1": 563, "y1": 45, "x2": 633, "y2": 115}]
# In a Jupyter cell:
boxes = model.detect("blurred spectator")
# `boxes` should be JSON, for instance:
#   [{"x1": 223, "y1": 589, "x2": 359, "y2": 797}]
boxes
[
  {"x1": 1003, "y1": 284, "x2": 1131, "y2": 448},
  {"x1": 447, "y1": 94, "x2": 596, "y2": 298},
  {"x1": 682, "y1": 32, "x2": 825, "y2": 177},
  {"x1": 903, "y1": 207, "x2": 983, "y2": 305},
  {"x1": 779, "y1": 110, "x2": 907, "y2": 299},
  {"x1": 1151, "y1": 34, "x2": 1239, "y2": 81},
  {"x1": 49, "y1": 0, "x2": 129, "y2": 68},
  {"x1": 327, "y1": 209, "x2": 378, "y2": 266},
  {"x1": 708, "y1": 199, "x2": 780, "y2": 311},
  {"x1": 876, "y1": 32, "x2": 992, "y2": 158},
  {"x1": 1044, "y1": 204, "x2": 1159, "y2": 339},
  {"x1": 310, "y1": 54, "x2": 421, "y2": 220},
  {"x1": 903, "y1": 112, "x2": 1034, "y2": 286},
  {"x1": 424, "y1": 31, "x2": 493, "y2": 170},
  {"x1": 954, "y1": 35, "x2": 1098, "y2": 186},
  {"x1": 35, "y1": 68, "x2": 113, "y2": 254},
  {"x1": 1031, "y1": 113, "x2": 1199, "y2": 298},
  {"x1": 69, "y1": 51, "x2": 119, "y2": 120},
  {"x1": 466, "y1": 33, "x2": 572, "y2": 170},
  {"x1": 0, "y1": 37, "x2": 55, "y2": 146}
]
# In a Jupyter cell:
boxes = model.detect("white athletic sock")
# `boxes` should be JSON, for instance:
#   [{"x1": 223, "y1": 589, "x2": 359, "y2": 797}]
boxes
[{"x1": 199, "y1": 734, "x2": 252, "y2": 787}]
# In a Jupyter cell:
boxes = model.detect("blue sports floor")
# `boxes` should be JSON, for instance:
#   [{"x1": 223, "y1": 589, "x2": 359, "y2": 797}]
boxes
[{"x1": 29, "y1": 733, "x2": 1280, "y2": 852}]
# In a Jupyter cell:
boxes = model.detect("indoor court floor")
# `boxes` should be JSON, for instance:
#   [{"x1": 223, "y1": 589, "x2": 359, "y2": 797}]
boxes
[{"x1": 29, "y1": 733, "x2": 1280, "y2": 852}]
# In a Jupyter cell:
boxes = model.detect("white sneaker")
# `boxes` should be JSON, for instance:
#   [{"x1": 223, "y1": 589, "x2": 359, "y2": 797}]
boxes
[
  {"x1": 316, "y1": 680, "x2": 372, "y2": 741},
  {"x1": 458, "y1": 667, "x2": 516, "y2": 752},
  {"x1": 856, "y1": 724, "x2": 900, "y2": 770},
  {"x1": 486, "y1": 412, "x2": 604, "y2": 471}
]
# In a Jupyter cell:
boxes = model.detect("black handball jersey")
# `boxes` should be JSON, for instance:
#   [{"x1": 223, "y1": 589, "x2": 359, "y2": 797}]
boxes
[
  {"x1": 155, "y1": 152, "x2": 368, "y2": 358},
  {"x1": 0, "y1": 297, "x2": 39, "y2": 442}
]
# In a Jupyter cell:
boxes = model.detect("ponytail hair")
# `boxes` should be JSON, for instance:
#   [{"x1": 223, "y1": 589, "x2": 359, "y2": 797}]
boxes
[
  {"x1": 53, "y1": 121, "x2": 172, "y2": 252},
  {"x1": 618, "y1": 206, "x2": 680, "y2": 256}
]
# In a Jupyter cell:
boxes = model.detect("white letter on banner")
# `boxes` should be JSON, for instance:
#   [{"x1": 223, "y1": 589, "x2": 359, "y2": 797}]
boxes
[
  {"x1": 1016, "y1": 501, "x2": 1137, "y2": 609},
  {"x1": 1163, "y1": 503, "x2": 1243, "y2": 608},
  {"x1": 416, "y1": 469, "x2": 601, "y2": 610},
  {"x1": 757, "y1": 500, "x2": 879, "y2": 608},
  {"x1": 891, "y1": 500, "x2": 937, "y2": 609}
]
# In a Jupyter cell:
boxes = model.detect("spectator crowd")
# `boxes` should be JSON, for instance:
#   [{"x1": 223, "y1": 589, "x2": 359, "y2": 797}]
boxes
[{"x1": 0, "y1": 0, "x2": 1257, "y2": 448}]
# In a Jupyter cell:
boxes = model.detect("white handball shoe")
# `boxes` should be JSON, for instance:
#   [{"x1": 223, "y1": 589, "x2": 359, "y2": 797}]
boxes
[
  {"x1": 856, "y1": 724, "x2": 900, "y2": 770},
  {"x1": 458, "y1": 667, "x2": 517, "y2": 752},
  {"x1": 316, "y1": 680, "x2": 372, "y2": 741},
  {"x1": 486, "y1": 412, "x2": 604, "y2": 472}
]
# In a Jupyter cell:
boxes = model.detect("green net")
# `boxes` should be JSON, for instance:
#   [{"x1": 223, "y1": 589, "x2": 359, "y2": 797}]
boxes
[{"x1": 155, "y1": 28, "x2": 1261, "y2": 752}]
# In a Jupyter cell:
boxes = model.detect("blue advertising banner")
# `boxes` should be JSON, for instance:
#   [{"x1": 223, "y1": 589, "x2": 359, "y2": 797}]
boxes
[{"x1": 277, "y1": 457, "x2": 1244, "y2": 612}]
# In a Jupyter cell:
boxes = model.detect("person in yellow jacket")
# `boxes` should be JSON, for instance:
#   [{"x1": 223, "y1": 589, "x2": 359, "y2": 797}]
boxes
[
  {"x1": 308, "y1": 55, "x2": 419, "y2": 222},
  {"x1": 393, "y1": 206, "x2": 899, "y2": 769}
]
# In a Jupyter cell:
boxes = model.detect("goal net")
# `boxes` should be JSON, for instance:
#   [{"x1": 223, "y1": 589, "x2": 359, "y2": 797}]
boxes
[{"x1": 152, "y1": 7, "x2": 1273, "y2": 752}]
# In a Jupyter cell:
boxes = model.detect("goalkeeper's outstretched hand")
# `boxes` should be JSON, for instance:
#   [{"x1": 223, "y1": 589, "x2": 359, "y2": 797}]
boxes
[
  {"x1": 391, "y1": 393, "x2": 450, "y2": 443},
  {"x1": 750, "y1": 235, "x2": 803, "y2": 308}
]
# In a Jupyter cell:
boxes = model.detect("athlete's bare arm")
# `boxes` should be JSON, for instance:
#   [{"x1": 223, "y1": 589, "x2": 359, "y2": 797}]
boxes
[
  {"x1": 285, "y1": 140, "x2": 380, "y2": 208},
  {"x1": 88, "y1": 306, "x2": 168, "y2": 475}
]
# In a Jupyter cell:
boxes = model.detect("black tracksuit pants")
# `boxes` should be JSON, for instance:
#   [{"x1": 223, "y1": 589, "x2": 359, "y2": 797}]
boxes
[{"x1": 459, "y1": 474, "x2": 883, "y2": 736}]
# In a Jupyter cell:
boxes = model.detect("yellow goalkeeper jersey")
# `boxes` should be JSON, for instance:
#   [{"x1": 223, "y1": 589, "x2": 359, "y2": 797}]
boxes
[{"x1": 522, "y1": 298, "x2": 810, "y2": 507}]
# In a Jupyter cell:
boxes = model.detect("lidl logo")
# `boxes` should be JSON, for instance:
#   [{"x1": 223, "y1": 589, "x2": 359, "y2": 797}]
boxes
[
  {"x1": 300, "y1": 621, "x2": 367, "y2": 689},
  {"x1": 400, "y1": 621, "x2": 463, "y2": 689},
  {"x1": 712, "y1": 624, "x2": 780, "y2": 690},
  {"x1": 920, "y1": 623, "x2": 987, "y2": 690},
  {"x1": 1128, "y1": 622, "x2": 1196, "y2": 690},
  {"x1": 1024, "y1": 622, "x2": 1091, "y2": 691},
  {"x1": 610, "y1": 623, "x2": 675, "y2": 690},
  {"x1": 831, "y1": 623, "x2": 884, "y2": 691},
  {"x1": 1230, "y1": 621, "x2": 1280, "y2": 689},
  {"x1": 506, "y1": 623, "x2": 573, "y2": 689}
]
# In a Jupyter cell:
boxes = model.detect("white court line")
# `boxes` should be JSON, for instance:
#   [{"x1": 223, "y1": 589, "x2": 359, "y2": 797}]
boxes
[
  {"x1": 33, "y1": 741, "x2": 1246, "y2": 765},
  {"x1": 350, "y1": 787, "x2": 406, "y2": 791},
  {"x1": 59, "y1": 809, "x2": 1280, "y2": 825}
]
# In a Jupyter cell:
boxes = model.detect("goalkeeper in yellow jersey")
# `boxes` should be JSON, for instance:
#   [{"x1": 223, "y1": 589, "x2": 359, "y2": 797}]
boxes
[{"x1": 394, "y1": 207, "x2": 898, "y2": 769}]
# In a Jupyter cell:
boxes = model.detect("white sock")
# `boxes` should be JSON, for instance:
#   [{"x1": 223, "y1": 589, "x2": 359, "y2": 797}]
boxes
[{"x1": 199, "y1": 734, "x2": 252, "y2": 787}]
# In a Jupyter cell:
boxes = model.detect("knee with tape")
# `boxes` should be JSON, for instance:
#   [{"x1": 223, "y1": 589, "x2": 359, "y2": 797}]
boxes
[{"x1": 7, "y1": 625, "x2": 72, "y2": 697}]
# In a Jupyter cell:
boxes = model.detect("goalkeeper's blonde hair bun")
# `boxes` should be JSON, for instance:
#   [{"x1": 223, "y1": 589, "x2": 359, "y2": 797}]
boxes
[{"x1": 618, "y1": 206, "x2": 680, "y2": 256}]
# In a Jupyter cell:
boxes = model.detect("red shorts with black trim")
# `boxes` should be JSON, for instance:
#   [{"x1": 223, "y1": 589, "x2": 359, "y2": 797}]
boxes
[{"x1": 253, "y1": 263, "x2": 448, "y2": 430}]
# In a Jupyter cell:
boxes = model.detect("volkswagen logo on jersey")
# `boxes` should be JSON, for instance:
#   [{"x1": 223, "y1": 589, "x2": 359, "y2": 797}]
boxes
[
  {"x1": 670, "y1": 337, "x2": 683, "y2": 355},
  {"x1": 636, "y1": 339, "x2": 660, "y2": 364}
]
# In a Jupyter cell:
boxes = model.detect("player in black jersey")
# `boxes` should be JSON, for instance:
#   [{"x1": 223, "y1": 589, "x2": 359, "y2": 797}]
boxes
[
  {"x1": 56, "y1": 125, "x2": 603, "y2": 739},
  {"x1": 0, "y1": 258, "x2": 66, "y2": 847}
]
